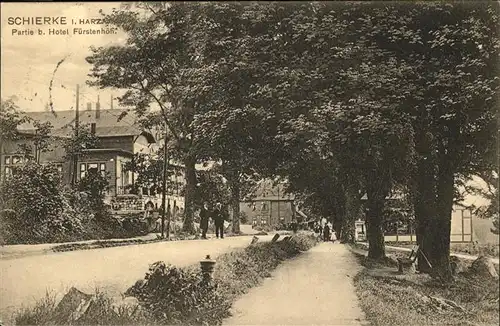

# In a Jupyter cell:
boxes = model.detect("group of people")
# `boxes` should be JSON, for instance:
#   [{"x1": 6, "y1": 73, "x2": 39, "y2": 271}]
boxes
[
  {"x1": 314, "y1": 222, "x2": 337, "y2": 243},
  {"x1": 199, "y1": 202, "x2": 227, "y2": 239}
]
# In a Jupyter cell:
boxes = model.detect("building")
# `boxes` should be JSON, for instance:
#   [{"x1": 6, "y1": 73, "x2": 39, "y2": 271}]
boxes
[
  {"x1": 1, "y1": 102, "x2": 176, "y2": 213},
  {"x1": 357, "y1": 193, "x2": 475, "y2": 243},
  {"x1": 240, "y1": 179, "x2": 307, "y2": 228}
]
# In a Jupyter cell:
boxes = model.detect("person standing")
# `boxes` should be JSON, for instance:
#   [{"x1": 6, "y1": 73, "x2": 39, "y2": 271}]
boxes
[
  {"x1": 323, "y1": 223, "x2": 331, "y2": 242},
  {"x1": 213, "y1": 202, "x2": 225, "y2": 239},
  {"x1": 331, "y1": 228, "x2": 338, "y2": 243},
  {"x1": 199, "y1": 202, "x2": 210, "y2": 239}
]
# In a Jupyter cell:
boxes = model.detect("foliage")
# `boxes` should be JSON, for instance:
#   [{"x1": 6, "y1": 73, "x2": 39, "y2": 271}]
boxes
[
  {"x1": 193, "y1": 168, "x2": 230, "y2": 210},
  {"x1": 239, "y1": 211, "x2": 249, "y2": 224},
  {"x1": 86, "y1": 3, "x2": 207, "y2": 233},
  {"x1": 0, "y1": 162, "x2": 147, "y2": 245},
  {"x1": 125, "y1": 232, "x2": 318, "y2": 325},
  {"x1": 126, "y1": 263, "x2": 231, "y2": 326},
  {"x1": 62, "y1": 123, "x2": 100, "y2": 160},
  {"x1": 77, "y1": 169, "x2": 110, "y2": 208},
  {"x1": 16, "y1": 121, "x2": 53, "y2": 163},
  {"x1": 0, "y1": 162, "x2": 67, "y2": 243},
  {"x1": 467, "y1": 171, "x2": 499, "y2": 234},
  {"x1": 84, "y1": 2, "x2": 498, "y2": 275},
  {"x1": 0, "y1": 98, "x2": 30, "y2": 141},
  {"x1": 123, "y1": 149, "x2": 182, "y2": 196}
]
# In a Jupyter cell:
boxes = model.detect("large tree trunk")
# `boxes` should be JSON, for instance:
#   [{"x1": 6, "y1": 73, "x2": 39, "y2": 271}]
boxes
[
  {"x1": 182, "y1": 154, "x2": 196, "y2": 233},
  {"x1": 366, "y1": 187, "x2": 386, "y2": 260},
  {"x1": 429, "y1": 153, "x2": 455, "y2": 281},
  {"x1": 331, "y1": 190, "x2": 347, "y2": 241},
  {"x1": 414, "y1": 156, "x2": 436, "y2": 273},
  {"x1": 343, "y1": 178, "x2": 361, "y2": 243}
]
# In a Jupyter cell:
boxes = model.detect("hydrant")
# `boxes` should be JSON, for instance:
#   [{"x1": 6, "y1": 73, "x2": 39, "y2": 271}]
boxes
[{"x1": 200, "y1": 254, "x2": 216, "y2": 282}]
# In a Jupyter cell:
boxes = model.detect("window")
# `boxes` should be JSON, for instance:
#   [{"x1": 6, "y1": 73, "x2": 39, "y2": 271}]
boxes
[
  {"x1": 3, "y1": 155, "x2": 26, "y2": 179},
  {"x1": 80, "y1": 162, "x2": 107, "y2": 179}
]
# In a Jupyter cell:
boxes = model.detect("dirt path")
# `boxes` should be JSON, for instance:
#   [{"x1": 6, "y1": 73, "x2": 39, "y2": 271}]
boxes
[{"x1": 224, "y1": 242, "x2": 368, "y2": 326}]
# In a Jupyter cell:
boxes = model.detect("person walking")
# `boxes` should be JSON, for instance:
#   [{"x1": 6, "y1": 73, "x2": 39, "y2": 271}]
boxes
[
  {"x1": 213, "y1": 202, "x2": 226, "y2": 239},
  {"x1": 323, "y1": 223, "x2": 331, "y2": 242},
  {"x1": 199, "y1": 202, "x2": 210, "y2": 239},
  {"x1": 331, "y1": 228, "x2": 338, "y2": 243}
]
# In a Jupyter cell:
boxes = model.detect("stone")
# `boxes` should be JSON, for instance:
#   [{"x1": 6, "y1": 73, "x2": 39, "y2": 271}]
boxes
[
  {"x1": 384, "y1": 255, "x2": 399, "y2": 267},
  {"x1": 52, "y1": 287, "x2": 94, "y2": 322},
  {"x1": 469, "y1": 256, "x2": 498, "y2": 278},
  {"x1": 450, "y1": 255, "x2": 468, "y2": 276},
  {"x1": 397, "y1": 257, "x2": 416, "y2": 275}
]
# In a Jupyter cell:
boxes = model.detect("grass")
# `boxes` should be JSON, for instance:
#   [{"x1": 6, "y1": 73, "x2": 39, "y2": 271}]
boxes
[
  {"x1": 14, "y1": 290, "x2": 154, "y2": 326},
  {"x1": 14, "y1": 232, "x2": 319, "y2": 326},
  {"x1": 385, "y1": 241, "x2": 500, "y2": 258},
  {"x1": 351, "y1": 248, "x2": 499, "y2": 326}
]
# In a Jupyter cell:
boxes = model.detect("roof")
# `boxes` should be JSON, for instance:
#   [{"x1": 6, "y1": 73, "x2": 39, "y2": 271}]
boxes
[{"x1": 17, "y1": 109, "x2": 154, "y2": 141}]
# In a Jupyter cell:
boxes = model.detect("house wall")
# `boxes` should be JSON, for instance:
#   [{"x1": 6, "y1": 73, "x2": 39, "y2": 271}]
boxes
[
  {"x1": 78, "y1": 151, "x2": 118, "y2": 196},
  {"x1": 240, "y1": 200, "x2": 294, "y2": 227},
  {"x1": 98, "y1": 136, "x2": 134, "y2": 152},
  {"x1": 1, "y1": 136, "x2": 67, "y2": 181}
]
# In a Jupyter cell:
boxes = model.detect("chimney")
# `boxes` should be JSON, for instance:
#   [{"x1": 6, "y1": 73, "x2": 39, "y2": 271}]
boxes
[
  {"x1": 95, "y1": 96, "x2": 101, "y2": 119},
  {"x1": 86, "y1": 102, "x2": 92, "y2": 111}
]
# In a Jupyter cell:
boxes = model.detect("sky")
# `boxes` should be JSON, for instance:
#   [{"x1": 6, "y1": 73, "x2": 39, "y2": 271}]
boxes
[{"x1": 1, "y1": 2, "x2": 127, "y2": 112}]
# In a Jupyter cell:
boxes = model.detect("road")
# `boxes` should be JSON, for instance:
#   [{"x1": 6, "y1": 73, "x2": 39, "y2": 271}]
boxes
[
  {"x1": 0, "y1": 235, "x2": 272, "y2": 324},
  {"x1": 224, "y1": 243, "x2": 367, "y2": 325}
]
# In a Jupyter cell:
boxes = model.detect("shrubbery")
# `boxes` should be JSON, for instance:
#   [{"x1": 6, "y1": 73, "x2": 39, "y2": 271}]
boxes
[
  {"x1": 125, "y1": 232, "x2": 319, "y2": 325},
  {"x1": 13, "y1": 232, "x2": 319, "y2": 325},
  {"x1": 126, "y1": 263, "x2": 231, "y2": 325},
  {"x1": 0, "y1": 162, "x2": 147, "y2": 245}
]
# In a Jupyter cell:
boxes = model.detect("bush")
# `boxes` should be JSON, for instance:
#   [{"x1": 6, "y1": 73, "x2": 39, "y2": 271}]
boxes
[
  {"x1": 0, "y1": 163, "x2": 70, "y2": 244},
  {"x1": 125, "y1": 262, "x2": 231, "y2": 325},
  {"x1": 15, "y1": 233, "x2": 319, "y2": 325},
  {"x1": 0, "y1": 162, "x2": 148, "y2": 245},
  {"x1": 125, "y1": 232, "x2": 319, "y2": 326}
]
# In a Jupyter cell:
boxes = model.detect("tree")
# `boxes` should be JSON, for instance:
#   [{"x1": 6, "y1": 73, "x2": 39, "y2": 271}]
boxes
[
  {"x1": 193, "y1": 168, "x2": 230, "y2": 211},
  {"x1": 200, "y1": 2, "x2": 416, "y2": 258},
  {"x1": 0, "y1": 162, "x2": 66, "y2": 243},
  {"x1": 0, "y1": 99, "x2": 28, "y2": 141},
  {"x1": 123, "y1": 147, "x2": 182, "y2": 197},
  {"x1": 78, "y1": 169, "x2": 110, "y2": 208},
  {"x1": 61, "y1": 123, "x2": 100, "y2": 185},
  {"x1": 17, "y1": 120, "x2": 53, "y2": 163},
  {"x1": 62, "y1": 123, "x2": 100, "y2": 161},
  {"x1": 357, "y1": 2, "x2": 500, "y2": 279},
  {"x1": 87, "y1": 2, "x2": 211, "y2": 233},
  {"x1": 0, "y1": 99, "x2": 30, "y2": 174}
]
